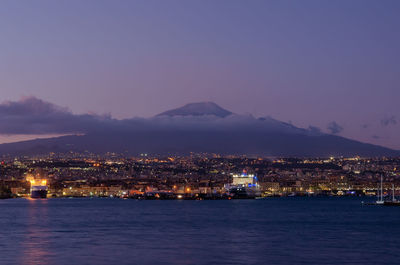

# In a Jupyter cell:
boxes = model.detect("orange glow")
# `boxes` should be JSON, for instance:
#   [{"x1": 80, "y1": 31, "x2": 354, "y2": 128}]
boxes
[{"x1": 26, "y1": 175, "x2": 47, "y2": 187}]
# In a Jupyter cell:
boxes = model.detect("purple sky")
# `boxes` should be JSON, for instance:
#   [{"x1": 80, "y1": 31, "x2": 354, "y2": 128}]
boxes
[{"x1": 0, "y1": 0, "x2": 399, "y2": 149}]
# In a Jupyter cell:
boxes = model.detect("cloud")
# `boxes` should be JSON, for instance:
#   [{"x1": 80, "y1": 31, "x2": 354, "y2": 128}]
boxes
[
  {"x1": 308, "y1": 125, "x2": 322, "y2": 135},
  {"x1": 380, "y1": 116, "x2": 397, "y2": 127},
  {"x1": 372, "y1": 135, "x2": 380, "y2": 139},
  {"x1": 361, "y1": 124, "x2": 369, "y2": 129},
  {"x1": 327, "y1": 121, "x2": 343, "y2": 134},
  {"x1": 0, "y1": 97, "x2": 310, "y2": 137},
  {"x1": 0, "y1": 97, "x2": 111, "y2": 135}
]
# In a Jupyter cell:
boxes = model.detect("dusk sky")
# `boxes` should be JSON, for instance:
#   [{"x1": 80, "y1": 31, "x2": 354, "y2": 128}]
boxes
[{"x1": 0, "y1": 0, "x2": 399, "y2": 149}]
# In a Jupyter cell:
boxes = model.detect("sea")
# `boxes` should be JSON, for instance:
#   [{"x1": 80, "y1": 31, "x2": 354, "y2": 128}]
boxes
[{"x1": 0, "y1": 197, "x2": 399, "y2": 265}]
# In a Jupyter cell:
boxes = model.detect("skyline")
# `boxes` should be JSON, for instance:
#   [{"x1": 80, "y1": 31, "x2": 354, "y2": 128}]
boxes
[
  {"x1": 1, "y1": 2, "x2": 400, "y2": 265},
  {"x1": 0, "y1": 0, "x2": 399, "y2": 149}
]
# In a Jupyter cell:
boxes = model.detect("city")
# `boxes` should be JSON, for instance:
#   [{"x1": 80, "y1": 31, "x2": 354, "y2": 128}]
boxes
[
  {"x1": 1, "y1": 153, "x2": 399, "y2": 200},
  {"x1": 1, "y1": 1, "x2": 399, "y2": 264}
]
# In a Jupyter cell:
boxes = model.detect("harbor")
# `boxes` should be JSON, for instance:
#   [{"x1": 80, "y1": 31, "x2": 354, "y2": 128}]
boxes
[{"x1": 362, "y1": 175, "x2": 400, "y2": 206}]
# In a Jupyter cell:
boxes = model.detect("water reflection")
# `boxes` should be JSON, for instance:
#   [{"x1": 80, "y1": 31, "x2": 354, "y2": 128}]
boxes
[
  {"x1": 20, "y1": 199, "x2": 52, "y2": 265},
  {"x1": 1, "y1": 198, "x2": 399, "y2": 265}
]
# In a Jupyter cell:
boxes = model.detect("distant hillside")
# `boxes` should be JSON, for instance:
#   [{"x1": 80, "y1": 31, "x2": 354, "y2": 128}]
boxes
[
  {"x1": 0, "y1": 130, "x2": 398, "y2": 157},
  {"x1": 0, "y1": 102, "x2": 398, "y2": 157}
]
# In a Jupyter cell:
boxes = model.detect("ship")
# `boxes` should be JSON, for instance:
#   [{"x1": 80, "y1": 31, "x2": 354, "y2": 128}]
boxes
[
  {"x1": 225, "y1": 170, "x2": 260, "y2": 199},
  {"x1": 376, "y1": 176, "x2": 400, "y2": 206},
  {"x1": 27, "y1": 177, "x2": 48, "y2": 199},
  {"x1": 363, "y1": 176, "x2": 400, "y2": 206},
  {"x1": 383, "y1": 184, "x2": 400, "y2": 206},
  {"x1": 31, "y1": 185, "x2": 48, "y2": 199}
]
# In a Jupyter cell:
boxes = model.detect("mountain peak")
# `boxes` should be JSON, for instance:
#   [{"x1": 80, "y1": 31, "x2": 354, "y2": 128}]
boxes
[{"x1": 156, "y1": 102, "x2": 233, "y2": 118}]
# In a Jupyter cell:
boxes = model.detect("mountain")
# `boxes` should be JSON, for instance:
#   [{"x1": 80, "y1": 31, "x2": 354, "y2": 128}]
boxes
[
  {"x1": 0, "y1": 129, "x2": 397, "y2": 157},
  {"x1": 156, "y1": 102, "x2": 232, "y2": 118},
  {"x1": 0, "y1": 102, "x2": 398, "y2": 157}
]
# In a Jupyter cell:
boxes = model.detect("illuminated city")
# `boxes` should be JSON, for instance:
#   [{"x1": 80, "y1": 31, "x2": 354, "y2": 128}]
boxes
[
  {"x1": 1, "y1": 154, "x2": 400, "y2": 200},
  {"x1": 1, "y1": 0, "x2": 400, "y2": 264}
]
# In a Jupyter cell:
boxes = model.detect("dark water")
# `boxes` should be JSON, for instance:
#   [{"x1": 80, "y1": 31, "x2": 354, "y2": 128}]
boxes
[{"x1": 0, "y1": 197, "x2": 399, "y2": 265}]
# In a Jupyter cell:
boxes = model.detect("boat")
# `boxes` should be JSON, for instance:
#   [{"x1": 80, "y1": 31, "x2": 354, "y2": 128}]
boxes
[
  {"x1": 383, "y1": 184, "x2": 400, "y2": 206},
  {"x1": 225, "y1": 171, "x2": 260, "y2": 199},
  {"x1": 228, "y1": 186, "x2": 256, "y2": 199},
  {"x1": 31, "y1": 185, "x2": 48, "y2": 199},
  {"x1": 363, "y1": 176, "x2": 400, "y2": 206},
  {"x1": 27, "y1": 177, "x2": 48, "y2": 199}
]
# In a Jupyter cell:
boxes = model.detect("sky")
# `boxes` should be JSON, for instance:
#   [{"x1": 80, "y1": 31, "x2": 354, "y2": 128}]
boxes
[{"x1": 0, "y1": 0, "x2": 399, "y2": 149}]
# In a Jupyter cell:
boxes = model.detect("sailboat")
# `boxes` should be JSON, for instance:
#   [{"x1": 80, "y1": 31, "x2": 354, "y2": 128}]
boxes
[
  {"x1": 373, "y1": 175, "x2": 400, "y2": 206},
  {"x1": 383, "y1": 184, "x2": 400, "y2": 206},
  {"x1": 363, "y1": 176, "x2": 400, "y2": 206}
]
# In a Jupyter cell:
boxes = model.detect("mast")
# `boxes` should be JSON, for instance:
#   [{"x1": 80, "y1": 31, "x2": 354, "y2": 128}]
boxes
[
  {"x1": 377, "y1": 183, "x2": 379, "y2": 201},
  {"x1": 393, "y1": 184, "x2": 395, "y2": 202}
]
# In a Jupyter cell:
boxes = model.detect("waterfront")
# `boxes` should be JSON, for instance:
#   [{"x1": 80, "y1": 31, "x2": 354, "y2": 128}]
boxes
[
  {"x1": 3, "y1": 156, "x2": 400, "y2": 200},
  {"x1": 1, "y1": 197, "x2": 400, "y2": 265}
]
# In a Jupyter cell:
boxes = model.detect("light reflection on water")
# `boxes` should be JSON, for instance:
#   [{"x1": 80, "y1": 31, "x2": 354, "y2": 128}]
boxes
[
  {"x1": 19, "y1": 199, "x2": 51, "y2": 265},
  {"x1": 0, "y1": 197, "x2": 400, "y2": 265}
]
